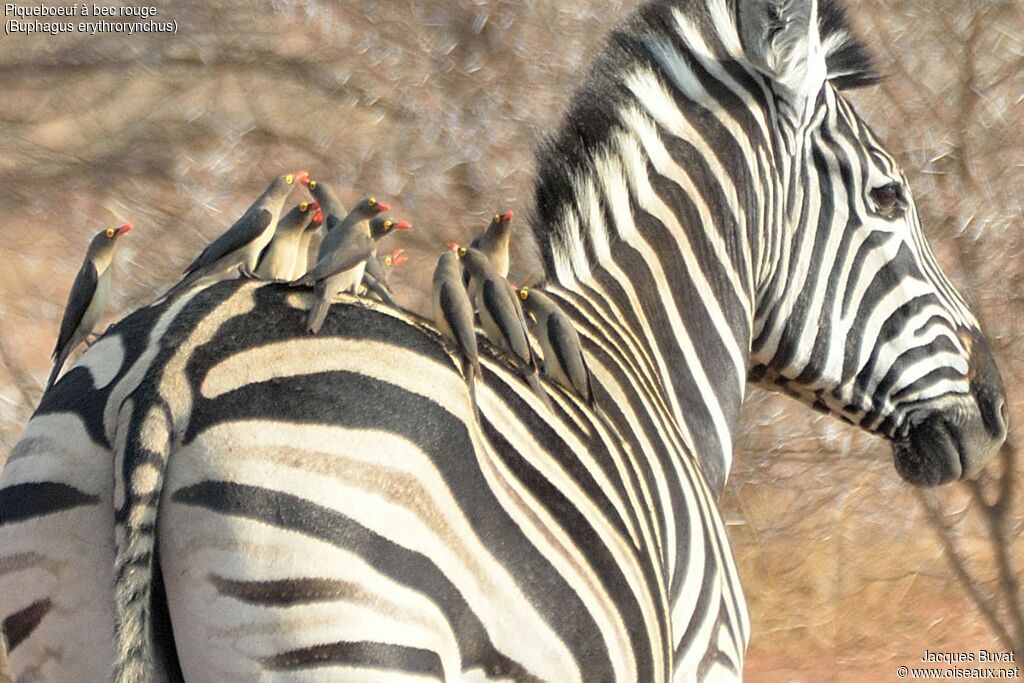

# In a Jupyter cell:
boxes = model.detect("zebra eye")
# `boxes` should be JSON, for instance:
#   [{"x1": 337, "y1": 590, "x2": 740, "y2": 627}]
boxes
[{"x1": 869, "y1": 182, "x2": 908, "y2": 220}]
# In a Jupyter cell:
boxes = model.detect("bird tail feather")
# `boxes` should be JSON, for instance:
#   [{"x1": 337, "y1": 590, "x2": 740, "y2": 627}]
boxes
[
  {"x1": 525, "y1": 369, "x2": 554, "y2": 412},
  {"x1": 44, "y1": 353, "x2": 66, "y2": 393},
  {"x1": 306, "y1": 284, "x2": 330, "y2": 334}
]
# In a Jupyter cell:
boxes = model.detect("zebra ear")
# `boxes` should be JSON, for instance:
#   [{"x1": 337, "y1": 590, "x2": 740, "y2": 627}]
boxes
[{"x1": 736, "y1": 0, "x2": 826, "y2": 103}]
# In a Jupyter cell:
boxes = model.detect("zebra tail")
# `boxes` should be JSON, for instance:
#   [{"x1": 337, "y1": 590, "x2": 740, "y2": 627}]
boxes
[
  {"x1": 306, "y1": 283, "x2": 330, "y2": 334},
  {"x1": 112, "y1": 394, "x2": 177, "y2": 682}
]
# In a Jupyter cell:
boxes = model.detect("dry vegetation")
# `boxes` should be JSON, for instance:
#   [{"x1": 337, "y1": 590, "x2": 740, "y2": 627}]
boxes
[{"x1": 0, "y1": 0, "x2": 1020, "y2": 679}]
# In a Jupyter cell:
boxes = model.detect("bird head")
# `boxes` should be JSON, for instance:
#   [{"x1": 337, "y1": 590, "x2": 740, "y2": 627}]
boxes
[
  {"x1": 383, "y1": 248, "x2": 408, "y2": 267},
  {"x1": 363, "y1": 196, "x2": 391, "y2": 217},
  {"x1": 103, "y1": 222, "x2": 133, "y2": 239}
]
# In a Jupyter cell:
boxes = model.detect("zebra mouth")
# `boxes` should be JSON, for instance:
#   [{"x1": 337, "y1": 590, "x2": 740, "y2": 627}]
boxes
[{"x1": 892, "y1": 412, "x2": 965, "y2": 487}]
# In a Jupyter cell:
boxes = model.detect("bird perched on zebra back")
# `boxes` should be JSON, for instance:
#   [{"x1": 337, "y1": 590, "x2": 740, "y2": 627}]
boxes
[
  {"x1": 432, "y1": 248, "x2": 481, "y2": 417},
  {"x1": 253, "y1": 201, "x2": 321, "y2": 281},
  {"x1": 46, "y1": 222, "x2": 133, "y2": 392},
  {"x1": 300, "y1": 176, "x2": 345, "y2": 225},
  {"x1": 363, "y1": 247, "x2": 409, "y2": 306},
  {"x1": 166, "y1": 171, "x2": 308, "y2": 296},
  {"x1": 292, "y1": 198, "x2": 389, "y2": 333},
  {"x1": 359, "y1": 215, "x2": 412, "y2": 302},
  {"x1": 519, "y1": 286, "x2": 595, "y2": 406},
  {"x1": 290, "y1": 206, "x2": 325, "y2": 281},
  {"x1": 463, "y1": 209, "x2": 513, "y2": 301},
  {"x1": 457, "y1": 245, "x2": 552, "y2": 409}
]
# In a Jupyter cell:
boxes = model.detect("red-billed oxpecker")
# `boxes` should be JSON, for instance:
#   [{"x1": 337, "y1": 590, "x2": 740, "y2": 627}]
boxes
[
  {"x1": 519, "y1": 286, "x2": 595, "y2": 406},
  {"x1": 433, "y1": 247, "x2": 481, "y2": 417},
  {"x1": 457, "y1": 245, "x2": 552, "y2": 410},
  {"x1": 291, "y1": 197, "x2": 389, "y2": 333},
  {"x1": 167, "y1": 171, "x2": 308, "y2": 295},
  {"x1": 254, "y1": 201, "x2": 321, "y2": 281},
  {"x1": 46, "y1": 222, "x2": 133, "y2": 392}
]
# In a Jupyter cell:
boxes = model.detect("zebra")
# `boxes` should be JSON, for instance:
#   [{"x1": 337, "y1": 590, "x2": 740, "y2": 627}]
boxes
[{"x1": 0, "y1": 0, "x2": 1008, "y2": 680}]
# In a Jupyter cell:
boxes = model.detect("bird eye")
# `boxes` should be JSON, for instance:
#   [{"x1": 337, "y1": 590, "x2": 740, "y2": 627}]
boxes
[
  {"x1": 494, "y1": 214, "x2": 500, "y2": 222},
  {"x1": 869, "y1": 182, "x2": 907, "y2": 220},
  {"x1": 105, "y1": 228, "x2": 115, "y2": 237},
  {"x1": 308, "y1": 180, "x2": 317, "y2": 190},
  {"x1": 384, "y1": 256, "x2": 393, "y2": 266},
  {"x1": 458, "y1": 247, "x2": 467, "y2": 257},
  {"x1": 368, "y1": 197, "x2": 377, "y2": 206},
  {"x1": 300, "y1": 202, "x2": 309, "y2": 211},
  {"x1": 519, "y1": 288, "x2": 529, "y2": 301},
  {"x1": 285, "y1": 174, "x2": 295, "y2": 185}
]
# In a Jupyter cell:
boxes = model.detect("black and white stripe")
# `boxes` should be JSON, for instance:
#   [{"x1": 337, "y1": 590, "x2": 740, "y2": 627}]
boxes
[{"x1": 0, "y1": 0, "x2": 1005, "y2": 681}]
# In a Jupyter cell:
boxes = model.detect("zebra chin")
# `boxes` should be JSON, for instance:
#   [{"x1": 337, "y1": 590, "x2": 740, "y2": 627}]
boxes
[{"x1": 892, "y1": 337, "x2": 1007, "y2": 487}]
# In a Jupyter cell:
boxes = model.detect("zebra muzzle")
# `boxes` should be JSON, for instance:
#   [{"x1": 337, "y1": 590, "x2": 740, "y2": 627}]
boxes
[{"x1": 893, "y1": 336, "x2": 1007, "y2": 487}]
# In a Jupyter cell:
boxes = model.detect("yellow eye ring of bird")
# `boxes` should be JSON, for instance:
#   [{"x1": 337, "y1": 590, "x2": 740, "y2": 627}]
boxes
[
  {"x1": 519, "y1": 288, "x2": 530, "y2": 301},
  {"x1": 368, "y1": 197, "x2": 377, "y2": 206},
  {"x1": 284, "y1": 174, "x2": 295, "y2": 185},
  {"x1": 300, "y1": 202, "x2": 309, "y2": 211},
  {"x1": 105, "y1": 227, "x2": 116, "y2": 237},
  {"x1": 308, "y1": 180, "x2": 317, "y2": 190}
]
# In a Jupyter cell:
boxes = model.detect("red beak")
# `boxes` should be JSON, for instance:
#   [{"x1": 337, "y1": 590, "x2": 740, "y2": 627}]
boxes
[
  {"x1": 117, "y1": 223, "x2": 133, "y2": 234},
  {"x1": 501, "y1": 210, "x2": 514, "y2": 222},
  {"x1": 446, "y1": 241, "x2": 460, "y2": 251},
  {"x1": 394, "y1": 220, "x2": 412, "y2": 230},
  {"x1": 375, "y1": 202, "x2": 391, "y2": 214},
  {"x1": 294, "y1": 171, "x2": 311, "y2": 186},
  {"x1": 309, "y1": 202, "x2": 320, "y2": 211},
  {"x1": 313, "y1": 210, "x2": 324, "y2": 225}
]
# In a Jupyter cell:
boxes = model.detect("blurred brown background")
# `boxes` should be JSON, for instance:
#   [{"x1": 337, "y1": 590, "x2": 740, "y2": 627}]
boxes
[{"x1": 0, "y1": 1, "x2": 1021, "y2": 680}]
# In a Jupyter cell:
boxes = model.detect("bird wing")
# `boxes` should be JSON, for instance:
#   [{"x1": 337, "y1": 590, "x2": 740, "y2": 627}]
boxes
[
  {"x1": 482, "y1": 277, "x2": 532, "y2": 362},
  {"x1": 363, "y1": 252, "x2": 389, "y2": 289},
  {"x1": 303, "y1": 233, "x2": 374, "y2": 282},
  {"x1": 439, "y1": 280, "x2": 478, "y2": 360},
  {"x1": 52, "y1": 260, "x2": 98, "y2": 359},
  {"x1": 184, "y1": 207, "x2": 272, "y2": 275},
  {"x1": 547, "y1": 313, "x2": 591, "y2": 399}
]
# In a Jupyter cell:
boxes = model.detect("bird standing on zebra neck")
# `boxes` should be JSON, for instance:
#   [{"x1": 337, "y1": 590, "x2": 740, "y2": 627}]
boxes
[
  {"x1": 253, "y1": 201, "x2": 321, "y2": 281},
  {"x1": 293, "y1": 198, "x2": 389, "y2": 333},
  {"x1": 46, "y1": 222, "x2": 133, "y2": 392},
  {"x1": 519, "y1": 286, "x2": 594, "y2": 406},
  {"x1": 167, "y1": 171, "x2": 308, "y2": 296},
  {"x1": 464, "y1": 209, "x2": 513, "y2": 301},
  {"x1": 432, "y1": 248, "x2": 481, "y2": 417},
  {"x1": 457, "y1": 245, "x2": 552, "y2": 410}
]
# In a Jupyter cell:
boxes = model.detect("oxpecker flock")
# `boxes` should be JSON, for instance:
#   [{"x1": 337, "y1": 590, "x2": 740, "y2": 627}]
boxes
[{"x1": 45, "y1": 174, "x2": 595, "y2": 420}]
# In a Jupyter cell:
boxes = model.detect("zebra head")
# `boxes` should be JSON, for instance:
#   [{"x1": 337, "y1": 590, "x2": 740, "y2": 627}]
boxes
[{"x1": 742, "y1": 0, "x2": 1008, "y2": 486}]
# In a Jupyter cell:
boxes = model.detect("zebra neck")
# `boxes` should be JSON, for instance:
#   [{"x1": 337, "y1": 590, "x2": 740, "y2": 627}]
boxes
[{"x1": 543, "y1": 250, "x2": 752, "y2": 495}]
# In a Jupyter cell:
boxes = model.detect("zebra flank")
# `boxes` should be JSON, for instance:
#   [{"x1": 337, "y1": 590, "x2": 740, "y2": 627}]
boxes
[{"x1": 0, "y1": 0, "x2": 1006, "y2": 681}]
